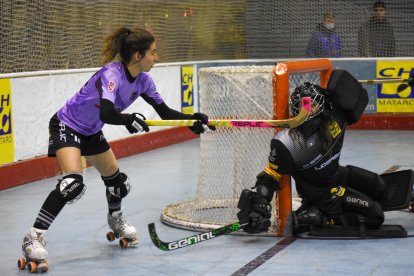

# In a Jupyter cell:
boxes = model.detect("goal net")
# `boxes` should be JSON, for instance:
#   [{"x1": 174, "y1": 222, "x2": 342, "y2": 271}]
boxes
[
  {"x1": 161, "y1": 59, "x2": 332, "y2": 236},
  {"x1": 2, "y1": 1, "x2": 413, "y2": 74}
]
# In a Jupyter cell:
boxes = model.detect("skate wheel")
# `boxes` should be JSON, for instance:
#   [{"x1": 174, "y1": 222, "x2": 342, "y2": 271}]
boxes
[
  {"x1": 129, "y1": 238, "x2": 139, "y2": 247},
  {"x1": 106, "y1": 231, "x2": 116, "y2": 242},
  {"x1": 17, "y1": 257, "x2": 26, "y2": 270},
  {"x1": 27, "y1": 261, "x2": 37, "y2": 273},
  {"x1": 119, "y1": 238, "x2": 129, "y2": 248},
  {"x1": 38, "y1": 261, "x2": 48, "y2": 272}
]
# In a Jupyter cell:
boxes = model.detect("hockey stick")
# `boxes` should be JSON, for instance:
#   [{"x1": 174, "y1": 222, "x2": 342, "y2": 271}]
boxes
[
  {"x1": 148, "y1": 221, "x2": 247, "y2": 251},
  {"x1": 358, "y1": 78, "x2": 411, "y2": 84},
  {"x1": 359, "y1": 74, "x2": 414, "y2": 91},
  {"x1": 144, "y1": 97, "x2": 311, "y2": 129}
]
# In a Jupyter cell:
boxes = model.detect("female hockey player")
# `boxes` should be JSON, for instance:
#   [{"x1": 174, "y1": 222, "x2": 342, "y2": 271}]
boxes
[
  {"x1": 236, "y1": 70, "x2": 389, "y2": 235},
  {"x1": 19, "y1": 27, "x2": 214, "y2": 271}
]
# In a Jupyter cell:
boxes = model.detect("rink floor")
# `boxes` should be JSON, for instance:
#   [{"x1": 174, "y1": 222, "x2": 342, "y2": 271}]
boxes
[{"x1": 1, "y1": 130, "x2": 414, "y2": 275}]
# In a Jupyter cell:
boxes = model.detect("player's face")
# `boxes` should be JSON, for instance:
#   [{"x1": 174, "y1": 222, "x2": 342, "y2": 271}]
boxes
[
  {"x1": 374, "y1": 7, "x2": 385, "y2": 18},
  {"x1": 311, "y1": 103, "x2": 320, "y2": 115},
  {"x1": 137, "y1": 42, "x2": 159, "y2": 72}
]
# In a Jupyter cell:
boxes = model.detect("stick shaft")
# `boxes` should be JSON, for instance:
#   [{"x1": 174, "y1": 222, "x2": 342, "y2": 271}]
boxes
[
  {"x1": 144, "y1": 119, "x2": 301, "y2": 128},
  {"x1": 359, "y1": 78, "x2": 408, "y2": 84},
  {"x1": 145, "y1": 97, "x2": 311, "y2": 128}
]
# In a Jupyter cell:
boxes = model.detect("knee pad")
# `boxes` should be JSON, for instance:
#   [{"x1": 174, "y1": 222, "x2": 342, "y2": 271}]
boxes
[
  {"x1": 346, "y1": 165, "x2": 386, "y2": 201},
  {"x1": 103, "y1": 171, "x2": 131, "y2": 199},
  {"x1": 56, "y1": 174, "x2": 86, "y2": 204}
]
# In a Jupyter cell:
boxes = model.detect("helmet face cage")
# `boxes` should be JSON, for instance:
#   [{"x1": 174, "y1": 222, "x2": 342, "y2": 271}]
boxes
[{"x1": 289, "y1": 82, "x2": 326, "y2": 119}]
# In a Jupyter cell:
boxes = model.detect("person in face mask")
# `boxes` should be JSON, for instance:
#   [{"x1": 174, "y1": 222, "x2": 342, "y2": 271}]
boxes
[{"x1": 306, "y1": 12, "x2": 342, "y2": 58}]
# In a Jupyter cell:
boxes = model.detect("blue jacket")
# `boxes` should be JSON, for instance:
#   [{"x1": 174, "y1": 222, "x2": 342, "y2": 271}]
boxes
[{"x1": 306, "y1": 23, "x2": 342, "y2": 57}]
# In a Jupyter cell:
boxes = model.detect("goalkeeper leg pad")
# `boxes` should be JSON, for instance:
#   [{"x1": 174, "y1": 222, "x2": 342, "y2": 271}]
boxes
[
  {"x1": 380, "y1": 169, "x2": 414, "y2": 211},
  {"x1": 345, "y1": 165, "x2": 386, "y2": 201}
]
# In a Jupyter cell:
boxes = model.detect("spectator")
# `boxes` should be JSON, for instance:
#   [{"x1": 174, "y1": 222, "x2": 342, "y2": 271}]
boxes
[
  {"x1": 306, "y1": 12, "x2": 342, "y2": 58},
  {"x1": 358, "y1": 1, "x2": 395, "y2": 57}
]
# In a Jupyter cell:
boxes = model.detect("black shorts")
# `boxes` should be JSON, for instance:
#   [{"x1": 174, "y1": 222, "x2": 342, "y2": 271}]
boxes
[{"x1": 48, "y1": 113, "x2": 110, "y2": 157}]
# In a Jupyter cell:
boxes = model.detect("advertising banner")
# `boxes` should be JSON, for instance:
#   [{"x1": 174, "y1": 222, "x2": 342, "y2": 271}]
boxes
[
  {"x1": 0, "y1": 79, "x2": 14, "y2": 164},
  {"x1": 376, "y1": 60, "x2": 414, "y2": 112},
  {"x1": 181, "y1": 66, "x2": 194, "y2": 114}
]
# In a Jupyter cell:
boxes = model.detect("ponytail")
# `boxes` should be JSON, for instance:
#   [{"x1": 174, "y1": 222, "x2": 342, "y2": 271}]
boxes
[{"x1": 102, "y1": 27, "x2": 155, "y2": 65}]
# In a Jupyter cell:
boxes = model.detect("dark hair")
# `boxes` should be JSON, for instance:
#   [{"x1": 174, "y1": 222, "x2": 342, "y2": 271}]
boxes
[
  {"x1": 102, "y1": 27, "x2": 155, "y2": 64},
  {"x1": 289, "y1": 111, "x2": 334, "y2": 152},
  {"x1": 373, "y1": 1, "x2": 385, "y2": 10},
  {"x1": 324, "y1": 12, "x2": 335, "y2": 20}
]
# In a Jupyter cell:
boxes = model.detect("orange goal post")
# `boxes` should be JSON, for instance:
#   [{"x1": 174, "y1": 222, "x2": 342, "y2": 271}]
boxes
[{"x1": 161, "y1": 59, "x2": 333, "y2": 236}]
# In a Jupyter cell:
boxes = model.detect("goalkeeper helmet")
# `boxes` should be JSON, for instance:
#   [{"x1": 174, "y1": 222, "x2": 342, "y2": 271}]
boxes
[{"x1": 289, "y1": 82, "x2": 327, "y2": 119}]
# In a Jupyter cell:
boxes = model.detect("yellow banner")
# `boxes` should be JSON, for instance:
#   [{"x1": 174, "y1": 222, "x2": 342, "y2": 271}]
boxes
[
  {"x1": 0, "y1": 79, "x2": 14, "y2": 164},
  {"x1": 376, "y1": 60, "x2": 414, "y2": 112},
  {"x1": 181, "y1": 66, "x2": 194, "y2": 114}
]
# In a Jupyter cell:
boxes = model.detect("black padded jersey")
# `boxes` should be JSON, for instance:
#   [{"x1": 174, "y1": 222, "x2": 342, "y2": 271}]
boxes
[{"x1": 269, "y1": 109, "x2": 348, "y2": 189}]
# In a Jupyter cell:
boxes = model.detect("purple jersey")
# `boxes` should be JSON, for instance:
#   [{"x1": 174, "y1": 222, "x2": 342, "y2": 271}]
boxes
[{"x1": 57, "y1": 62, "x2": 164, "y2": 135}]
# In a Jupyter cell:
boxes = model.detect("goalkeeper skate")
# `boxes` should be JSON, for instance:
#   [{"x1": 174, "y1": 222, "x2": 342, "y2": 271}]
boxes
[
  {"x1": 18, "y1": 228, "x2": 49, "y2": 273},
  {"x1": 106, "y1": 209, "x2": 139, "y2": 247}
]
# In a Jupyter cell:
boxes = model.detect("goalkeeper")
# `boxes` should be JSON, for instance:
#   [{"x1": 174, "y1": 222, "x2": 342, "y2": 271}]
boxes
[
  {"x1": 237, "y1": 70, "x2": 397, "y2": 235},
  {"x1": 20, "y1": 27, "x2": 215, "y2": 266}
]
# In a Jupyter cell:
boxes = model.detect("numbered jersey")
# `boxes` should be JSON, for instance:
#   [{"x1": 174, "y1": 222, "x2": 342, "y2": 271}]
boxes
[
  {"x1": 57, "y1": 62, "x2": 164, "y2": 136},
  {"x1": 269, "y1": 109, "x2": 348, "y2": 188}
]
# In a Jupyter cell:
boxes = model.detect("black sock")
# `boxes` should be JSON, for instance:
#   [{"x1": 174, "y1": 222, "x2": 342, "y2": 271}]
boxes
[
  {"x1": 33, "y1": 174, "x2": 83, "y2": 230},
  {"x1": 33, "y1": 190, "x2": 66, "y2": 230}
]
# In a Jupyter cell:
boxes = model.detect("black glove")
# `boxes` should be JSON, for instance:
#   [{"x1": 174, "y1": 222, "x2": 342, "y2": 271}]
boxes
[
  {"x1": 237, "y1": 189, "x2": 272, "y2": 234},
  {"x1": 125, "y1": 113, "x2": 149, "y2": 133},
  {"x1": 189, "y1": 112, "x2": 216, "y2": 134}
]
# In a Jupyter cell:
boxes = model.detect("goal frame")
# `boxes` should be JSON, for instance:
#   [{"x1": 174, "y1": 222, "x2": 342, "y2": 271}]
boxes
[{"x1": 160, "y1": 59, "x2": 333, "y2": 237}]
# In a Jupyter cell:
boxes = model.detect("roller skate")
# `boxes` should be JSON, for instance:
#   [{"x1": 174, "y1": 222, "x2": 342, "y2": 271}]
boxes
[
  {"x1": 106, "y1": 209, "x2": 138, "y2": 247},
  {"x1": 18, "y1": 228, "x2": 49, "y2": 273}
]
